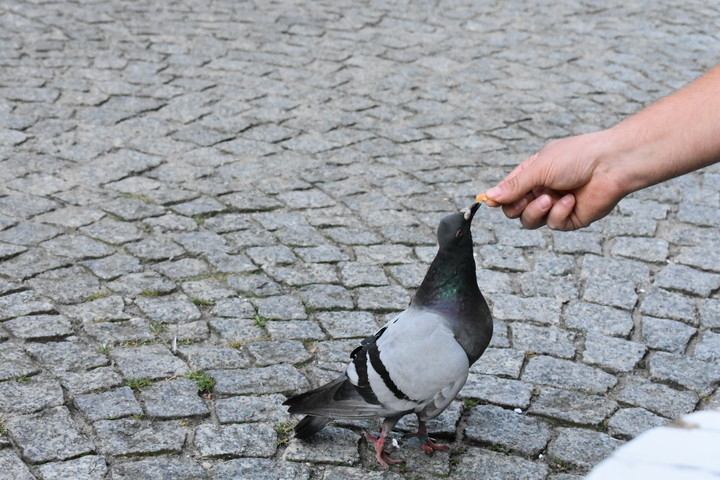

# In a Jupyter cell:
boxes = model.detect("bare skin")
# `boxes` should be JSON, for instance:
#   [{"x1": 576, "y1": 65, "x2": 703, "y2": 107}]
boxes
[{"x1": 481, "y1": 65, "x2": 720, "y2": 231}]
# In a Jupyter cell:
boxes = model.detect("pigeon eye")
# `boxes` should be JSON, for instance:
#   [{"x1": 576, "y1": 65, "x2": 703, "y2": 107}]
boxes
[{"x1": 455, "y1": 229, "x2": 463, "y2": 238}]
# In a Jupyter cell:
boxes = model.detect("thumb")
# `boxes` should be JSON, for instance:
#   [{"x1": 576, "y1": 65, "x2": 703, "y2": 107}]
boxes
[{"x1": 486, "y1": 154, "x2": 543, "y2": 204}]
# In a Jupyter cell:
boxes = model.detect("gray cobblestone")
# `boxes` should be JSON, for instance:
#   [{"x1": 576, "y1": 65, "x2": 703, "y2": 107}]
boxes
[
  {"x1": 640, "y1": 316, "x2": 696, "y2": 353},
  {"x1": 215, "y1": 394, "x2": 289, "y2": 424},
  {"x1": 7, "y1": 406, "x2": 95, "y2": 463},
  {"x1": 518, "y1": 271, "x2": 579, "y2": 301},
  {"x1": 607, "y1": 407, "x2": 668, "y2": 439},
  {"x1": 298, "y1": 284, "x2": 354, "y2": 310},
  {"x1": 700, "y1": 298, "x2": 720, "y2": 328},
  {"x1": 460, "y1": 373, "x2": 533, "y2": 409},
  {"x1": 248, "y1": 340, "x2": 311, "y2": 366},
  {"x1": 227, "y1": 272, "x2": 283, "y2": 297},
  {"x1": 135, "y1": 293, "x2": 202, "y2": 323},
  {"x1": 0, "y1": 222, "x2": 62, "y2": 246},
  {"x1": 565, "y1": 302, "x2": 634, "y2": 340},
  {"x1": 253, "y1": 294, "x2": 307, "y2": 320},
  {"x1": 111, "y1": 457, "x2": 205, "y2": 480},
  {"x1": 648, "y1": 351, "x2": 720, "y2": 395},
  {"x1": 264, "y1": 319, "x2": 325, "y2": 341},
  {"x1": 511, "y1": 323, "x2": 576, "y2": 358},
  {"x1": 110, "y1": 344, "x2": 188, "y2": 380},
  {"x1": 2, "y1": 0, "x2": 718, "y2": 477},
  {"x1": 617, "y1": 376, "x2": 699, "y2": 418},
  {"x1": 322, "y1": 465, "x2": 399, "y2": 480},
  {"x1": 178, "y1": 345, "x2": 251, "y2": 370},
  {"x1": 108, "y1": 272, "x2": 176, "y2": 297},
  {"x1": 476, "y1": 269, "x2": 514, "y2": 294},
  {"x1": 454, "y1": 447, "x2": 549, "y2": 480},
  {"x1": 0, "y1": 290, "x2": 55, "y2": 320},
  {"x1": 640, "y1": 288, "x2": 697, "y2": 324},
  {"x1": 194, "y1": 422, "x2": 277, "y2": 458},
  {"x1": 212, "y1": 458, "x2": 311, "y2": 480},
  {"x1": 611, "y1": 237, "x2": 669, "y2": 262},
  {"x1": 266, "y1": 263, "x2": 340, "y2": 286},
  {"x1": 582, "y1": 333, "x2": 647, "y2": 373},
  {"x1": 58, "y1": 367, "x2": 124, "y2": 396},
  {"x1": 27, "y1": 340, "x2": 108, "y2": 373},
  {"x1": 354, "y1": 245, "x2": 415, "y2": 264},
  {"x1": 182, "y1": 278, "x2": 236, "y2": 302},
  {"x1": 617, "y1": 198, "x2": 670, "y2": 219},
  {"x1": 211, "y1": 297, "x2": 256, "y2": 318},
  {"x1": 580, "y1": 254, "x2": 650, "y2": 285},
  {"x1": 654, "y1": 263, "x2": 720, "y2": 297},
  {"x1": 80, "y1": 218, "x2": 144, "y2": 244},
  {"x1": 0, "y1": 374, "x2": 64, "y2": 415},
  {"x1": 0, "y1": 449, "x2": 35, "y2": 480},
  {"x1": 491, "y1": 294, "x2": 562, "y2": 325},
  {"x1": 0, "y1": 248, "x2": 71, "y2": 280},
  {"x1": 522, "y1": 355, "x2": 617, "y2": 394},
  {"x1": 95, "y1": 418, "x2": 187, "y2": 456},
  {"x1": 3, "y1": 314, "x2": 73, "y2": 340},
  {"x1": 582, "y1": 277, "x2": 638, "y2": 310},
  {"x1": 693, "y1": 330, "x2": 720, "y2": 362},
  {"x1": 478, "y1": 244, "x2": 531, "y2": 271},
  {"x1": 38, "y1": 455, "x2": 108, "y2": 480},
  {"x1": 465, "y1": 405, "x2": 551, "y2": 456},
  {"x1": 0, "y1": 241, "x2": 26, "y2": 260},
  {"x1": 28, "y1": 265, "x2": 104, "y2": 304},
  {"x1": 209, "y1": 364, "x2": 310, "y2": 396},
  {"x1": 84, "y1": 317, "x2": 155, "y2": 346},
  {"x1": 75, "y1": 386, "x2": 143, "y2": 421},
  {"x1": 316, "y1": 311, "x2": 379, "y2": 339},
  {"x1": 470, "y1": 347, "x2": 525, "y2": 378},
  {"x1": 82, "y1": 253, "x2": 143, "y2": 280},
  {"x1": 674, "y1": 245, "x2": 720, "y2": 272},
  {"x1": 355, "y1": 285, "x2": 411, "y2": 311},
  {"x1": 551, "y1": 225, "x2": 603, "y2": 253},
  {"x1": 209, "y1": 318, "x2": 265, "y2": 343},
  {"x1": 340, "y1": 262, "x2": 389, "y2": 287},
  {"x1": 529, "y1": 386, "x2": 618, "y2": 425},
  {"x1": 284, "y1": 426, "x2": 360, "y2": 465},
  {"x1": 141, "y1": 378, "x2": 210, "y2": 419},
  {"x1": 677, "y1": 203, "x2": 720, "y2": 227},
  {"x1": 547, "y1": 428, "x2": 623, "y2": 470}
]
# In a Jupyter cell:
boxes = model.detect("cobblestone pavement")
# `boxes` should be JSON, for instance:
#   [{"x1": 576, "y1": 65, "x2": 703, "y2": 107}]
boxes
[{"x1": 1, "y1": 0, "x2": 719, "y2": 478}]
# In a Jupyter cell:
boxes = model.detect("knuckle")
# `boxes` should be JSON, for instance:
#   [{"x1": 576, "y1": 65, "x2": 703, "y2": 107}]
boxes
[{"x1": 504, "y1": 175, "x2": 521, "y2": 193}]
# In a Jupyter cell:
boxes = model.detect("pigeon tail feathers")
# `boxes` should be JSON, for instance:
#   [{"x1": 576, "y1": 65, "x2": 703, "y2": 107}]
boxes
[
  {"x1": 293, "y1": 415, "x2": 332, "y2": 439},
  {"x1": 284, "y1": 374, "x2": 347, "y2": 414}
]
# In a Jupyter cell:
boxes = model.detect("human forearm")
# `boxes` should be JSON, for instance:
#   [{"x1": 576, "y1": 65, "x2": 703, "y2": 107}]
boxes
[{"x1": 603, "y1": 65, "x2": 720, "y2": 196}]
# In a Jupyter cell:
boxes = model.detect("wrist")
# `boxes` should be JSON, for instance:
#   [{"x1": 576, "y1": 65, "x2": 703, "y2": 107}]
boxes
[{"x1": 594, "y1": 125, "x2": 656, "y2": 199}]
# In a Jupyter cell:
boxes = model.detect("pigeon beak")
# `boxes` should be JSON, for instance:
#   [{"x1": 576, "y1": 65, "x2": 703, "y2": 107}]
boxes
[{"x1": 462, "y1": 202, "x2": 481, "y2": 222}]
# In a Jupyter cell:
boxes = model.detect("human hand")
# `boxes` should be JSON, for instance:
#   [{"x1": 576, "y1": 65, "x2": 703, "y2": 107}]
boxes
[{"x1": 482, "y1": 131, "x2": 627, "y2": 230}]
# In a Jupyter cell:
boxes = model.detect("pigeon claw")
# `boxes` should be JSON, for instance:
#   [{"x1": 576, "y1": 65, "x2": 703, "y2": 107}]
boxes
[
  {"x1": 420, "y1": 437, "x2": 449, "y2": 455},
  {"x1": 365, "y1": 431, "x2": 404, "y2": 469},
  {"x1": 403, "y1": 432, "x2": 449, "y2": 455}
]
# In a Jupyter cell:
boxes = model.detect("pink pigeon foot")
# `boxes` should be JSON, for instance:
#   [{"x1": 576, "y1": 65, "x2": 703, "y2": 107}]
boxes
[
  {"x1": 365, "y1": 431, "x2": 404, "y2": 469},
  {"x1": 403, "y1": 419, "x2": 449, "y2": 455}
]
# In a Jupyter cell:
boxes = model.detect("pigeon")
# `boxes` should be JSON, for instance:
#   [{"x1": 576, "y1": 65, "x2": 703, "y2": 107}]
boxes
[{"x1": 283, "y1": 202, "x2": 493, "y2": 468}]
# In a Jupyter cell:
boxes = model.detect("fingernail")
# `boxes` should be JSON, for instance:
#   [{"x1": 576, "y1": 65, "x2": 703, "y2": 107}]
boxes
[
  {"x1": 538, "y1": 194, "x2": 551, "y2": 209},
  {"x1": 486, "y1": 186, "x2": 502, "y2": 199}
]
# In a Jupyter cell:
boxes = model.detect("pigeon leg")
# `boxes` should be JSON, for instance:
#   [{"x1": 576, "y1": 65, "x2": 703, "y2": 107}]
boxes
[
  {"x1": 403, "y1": 418, "x2": 449, "y2": 455},
  {"x1": 365, "y1": 419, "x2": 403, "y2": 469}
]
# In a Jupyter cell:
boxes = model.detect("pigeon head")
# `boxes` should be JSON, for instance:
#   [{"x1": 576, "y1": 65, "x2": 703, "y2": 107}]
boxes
[
  {"x1": 412, "y1": 202, "x2": 482, "y2": 311},
  {"x1": 436, "y1": 202, "x2": 480, "y2": 252}
]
